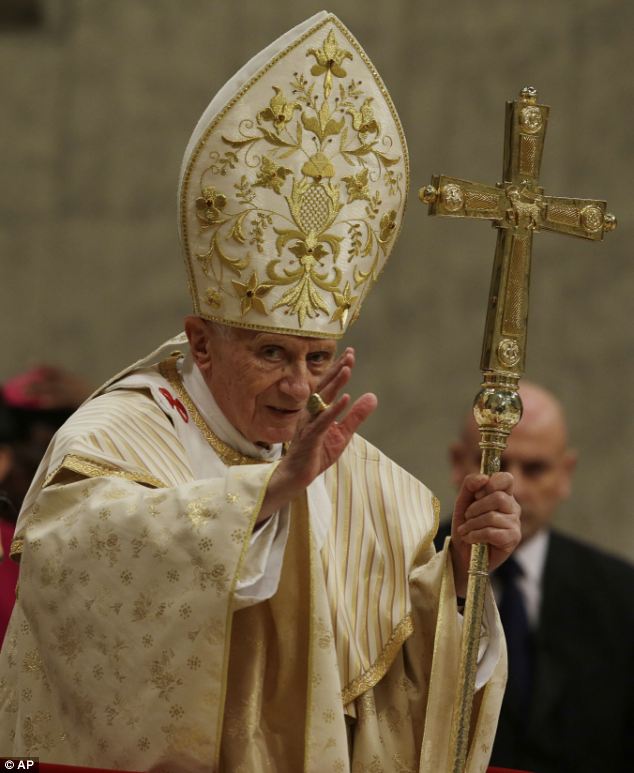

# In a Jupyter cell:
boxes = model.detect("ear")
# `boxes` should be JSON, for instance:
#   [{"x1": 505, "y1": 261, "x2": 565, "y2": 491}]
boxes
[
  {"x1": 558, "y1": 448, "x2": 577, "y2": 500},
  {"x1": 184, "y1": 316, "x2": 212, "y2": 373}
]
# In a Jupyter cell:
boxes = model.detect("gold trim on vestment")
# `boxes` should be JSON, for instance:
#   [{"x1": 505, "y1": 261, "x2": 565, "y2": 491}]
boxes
[
  {"x1": 432, "y1": 495, "x2": 441, "y2": 533},
  {"x1": 9, "y1": 538, "x2": 24, "y2": 561},
  {"x1": 304, "y1": 493, "x2": 316, "y2": 769},
  {"x1": 158, "y1": 356, "x2": 264, "y2": 466},
  {"x1": 44, "y1": 453, "x2": 166, "y2": 489},
  {"x1": 340, "y1": 613, "x2": 414, "y2": 705}
]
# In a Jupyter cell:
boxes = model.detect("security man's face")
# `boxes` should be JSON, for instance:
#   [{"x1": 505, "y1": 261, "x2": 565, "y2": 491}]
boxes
[{"x1": 451, "y1": 401, "x2": 576, "y2": 544}]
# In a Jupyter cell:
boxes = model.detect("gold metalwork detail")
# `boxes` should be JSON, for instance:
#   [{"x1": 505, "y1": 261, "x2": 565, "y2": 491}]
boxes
[
  {"x1": 519, "y1": 105, "x2": 543, "y2": 134},
  {"x1": 441, "y1": 183, "x2": 464, "y2": 212},
  {"x1": 307, "y1": 392, "x2": 329, "y2": 416},
  {"x1": 418, "y1": 184, "x2": 437, "y2": 205},
  {"x1": 547, "y1": 202, "x2": 579, "y2": 226},
  {"x1": 502, "y1": 237, "x2": 529, "y2": 336},
  {"x1": 473, "y1": 375, "x2": 523, "y2": 440},
  {"x1": 604, "y1": 212, "x2": 617, "y2": 231},
  {"x1": 519, "y1": 134, "x2": 538, "y2": 177},
  {"x1": 44, "y1": 454, "x2": 165, "y2": 490},
  {"x1": 520, "y1": 85, "x2": 538, "y2": 102},
  {"x1": 340, "y1": 614, "x2": 414, "y2": 705},
  {"x1": 497, "y1": 338, "x2": 521, "y2": 367},
  {"x1": 580, "y1": 204, "x2": 604, "y2": 234},
  {"x1": 158, "y1": 356, "x2": 262, "y2": 466},
  {"x1": 464, "y1": 190, "x2": 499, "y2": 212},
  {"x1": 505, "y1": 187, "x2": 544, "y2": 230},
  {"x1": 419, "y1": 85, "x2": 616, "y2": 773}
]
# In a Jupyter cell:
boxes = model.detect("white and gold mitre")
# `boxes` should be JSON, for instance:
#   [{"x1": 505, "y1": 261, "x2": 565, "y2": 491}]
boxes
[{"x1": 178, "y1": 11, "x2": 408, "y2": 339}]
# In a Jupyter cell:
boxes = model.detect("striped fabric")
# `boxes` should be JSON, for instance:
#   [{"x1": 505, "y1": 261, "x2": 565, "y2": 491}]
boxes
[{"x1": 323, "y1": 434, "x2": 438, "y2": 703}]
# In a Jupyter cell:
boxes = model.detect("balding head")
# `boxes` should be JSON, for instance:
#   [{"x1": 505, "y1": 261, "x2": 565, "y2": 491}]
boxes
[{"x1": 451, "y1": 381, "x2": 576, "y2": 543}]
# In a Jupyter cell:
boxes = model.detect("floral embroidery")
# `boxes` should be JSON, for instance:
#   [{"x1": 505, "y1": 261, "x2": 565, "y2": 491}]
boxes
[{"x1": 307, "y1": 28, "x2": 353, "y2": 97}]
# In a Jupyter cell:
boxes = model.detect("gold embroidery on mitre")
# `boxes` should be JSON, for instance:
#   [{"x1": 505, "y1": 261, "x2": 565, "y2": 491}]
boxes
[{"x1": 180, "y1": 15, "x2": 408, "y2": 338}]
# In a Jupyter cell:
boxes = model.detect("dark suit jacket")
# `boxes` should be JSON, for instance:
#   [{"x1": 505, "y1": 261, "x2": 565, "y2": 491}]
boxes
[{"x1": 434, "y1": 523, "x2": 634, "y2": 773}]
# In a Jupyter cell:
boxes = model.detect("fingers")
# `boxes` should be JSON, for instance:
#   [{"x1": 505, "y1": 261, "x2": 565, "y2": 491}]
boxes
[
  {"x1": 338, "y1": 393, "x2": 378, "y2": 436},
  {"x1": 301, "y1": 391, "x2": 377, "y2": 452},
  {"x1": 465, "y1": 488, "x2": 517, "y2": 519},
  {"x1": 457, "y1": 510, "x2": 519, "y2": 542},
  {"x1": 318, "y1": 365, "x2": 352, "y2": 406},
  {"x1": 452, "y1": 473, "x2": 489, "y2": 523},
  {"x1": 317, "y1": 347, "x2": 355, "y2": 401},
  {"x1": 308, "y1": 392, "x2": 351, "y2": 431}
]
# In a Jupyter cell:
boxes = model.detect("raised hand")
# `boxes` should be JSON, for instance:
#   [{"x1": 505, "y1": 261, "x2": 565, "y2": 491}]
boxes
[{"x1": 259, "y1": 347, "x2": 377, "y2": 521}]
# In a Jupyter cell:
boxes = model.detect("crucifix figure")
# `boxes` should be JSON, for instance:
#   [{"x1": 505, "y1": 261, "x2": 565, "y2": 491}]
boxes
[{"x1": 419, "y1": 86, "x2": 616, "y2": 773}]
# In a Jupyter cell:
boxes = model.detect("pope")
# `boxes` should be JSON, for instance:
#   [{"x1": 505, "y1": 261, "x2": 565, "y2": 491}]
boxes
[{"x1": 0, "y1": 12, "x2": 519, "y2": 773}]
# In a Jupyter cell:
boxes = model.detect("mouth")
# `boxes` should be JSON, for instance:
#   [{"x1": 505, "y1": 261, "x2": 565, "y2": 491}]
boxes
[{"x1": 267, "y1": 406, "x2": 302, "y2": 416}]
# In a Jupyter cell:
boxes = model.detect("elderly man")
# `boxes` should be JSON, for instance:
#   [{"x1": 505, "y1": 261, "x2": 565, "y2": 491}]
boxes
[
  {"x1": 441, "y1": 381, "x2": 634, "y2": 773},
  {"x1": 0, "y1": 12, "x2": 521, "y2": 773}
]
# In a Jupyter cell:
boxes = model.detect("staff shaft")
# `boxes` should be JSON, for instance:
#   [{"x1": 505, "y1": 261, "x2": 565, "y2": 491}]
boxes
[{"x1": 449, "y1": 374, "x2": 521, "y2": 773}]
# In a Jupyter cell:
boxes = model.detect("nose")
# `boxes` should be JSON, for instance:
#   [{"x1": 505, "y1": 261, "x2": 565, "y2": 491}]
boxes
[{"x1": 278, "y1": 362, "x2": 312, "y2": 402}]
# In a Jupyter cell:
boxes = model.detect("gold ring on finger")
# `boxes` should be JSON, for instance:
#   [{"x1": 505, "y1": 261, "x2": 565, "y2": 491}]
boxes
[{"x1": 307, "y1": 392, "x2": 330, "y2": 416}]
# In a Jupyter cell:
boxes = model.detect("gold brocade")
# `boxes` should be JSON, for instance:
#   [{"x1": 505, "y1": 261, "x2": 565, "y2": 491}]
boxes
[
  {"x1": 44, "y1": 453, "x2": 166, "y2": 490},
  {"x1": 220, "y1": 494, "x2": 312, "y2": 771}
]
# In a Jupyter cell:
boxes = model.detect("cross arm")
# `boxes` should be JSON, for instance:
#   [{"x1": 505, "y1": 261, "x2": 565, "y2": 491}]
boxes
[
  {"x1": 419, "y1": 175, "x2": 507, "y2": 222},
  {"x1": 541, "y1": 195, "x2": 616, "y2": 240}
]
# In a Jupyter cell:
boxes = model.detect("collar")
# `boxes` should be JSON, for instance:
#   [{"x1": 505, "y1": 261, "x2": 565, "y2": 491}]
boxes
[{"x1": 514, "y1": 528, "x2": 549, "y2": 585}]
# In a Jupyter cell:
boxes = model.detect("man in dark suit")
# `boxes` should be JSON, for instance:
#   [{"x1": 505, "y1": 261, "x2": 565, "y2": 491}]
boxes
[{"x1": 436, "y1": 381, "x2": 633, "y2": 773}]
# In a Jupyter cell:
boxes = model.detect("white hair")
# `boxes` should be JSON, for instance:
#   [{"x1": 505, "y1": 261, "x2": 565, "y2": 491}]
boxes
[{"x1": 204, "y1": 320, "x2": 238, "y2": 340}]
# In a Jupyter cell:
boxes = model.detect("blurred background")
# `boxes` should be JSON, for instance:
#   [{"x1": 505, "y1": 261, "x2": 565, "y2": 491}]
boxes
[{"x1": 1, "y1": 0, "x2": 632, "y2": 560}]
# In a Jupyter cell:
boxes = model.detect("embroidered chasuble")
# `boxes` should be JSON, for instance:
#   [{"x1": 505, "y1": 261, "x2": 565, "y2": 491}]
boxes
[{"x1": 0, "y1": 337, "x2": 506, "y2": 772}]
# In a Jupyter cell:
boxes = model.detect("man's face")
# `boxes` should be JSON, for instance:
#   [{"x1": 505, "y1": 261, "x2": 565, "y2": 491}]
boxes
[
  {"x1": 194, "y1": 325, "x2": 337, "y2": 445},
  {"x1": 451, "y1": 401, "x2": 576, "y2": 543}
]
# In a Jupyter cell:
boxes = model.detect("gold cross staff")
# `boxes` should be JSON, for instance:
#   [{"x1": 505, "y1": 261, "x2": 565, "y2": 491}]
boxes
[{"x1": 418, "y1": 86, "x2": 616, "y2": 773}]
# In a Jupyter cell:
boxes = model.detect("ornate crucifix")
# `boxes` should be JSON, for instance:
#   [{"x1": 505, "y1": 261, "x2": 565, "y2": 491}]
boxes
[{"x1": 419, "y1": 86, "x2": 616, "y2": 773}]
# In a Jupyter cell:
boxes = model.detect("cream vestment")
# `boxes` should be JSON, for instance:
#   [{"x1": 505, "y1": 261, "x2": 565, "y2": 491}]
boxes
[{"x1": 0, "y1": 335, "x2": 506, "y2": 772}]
